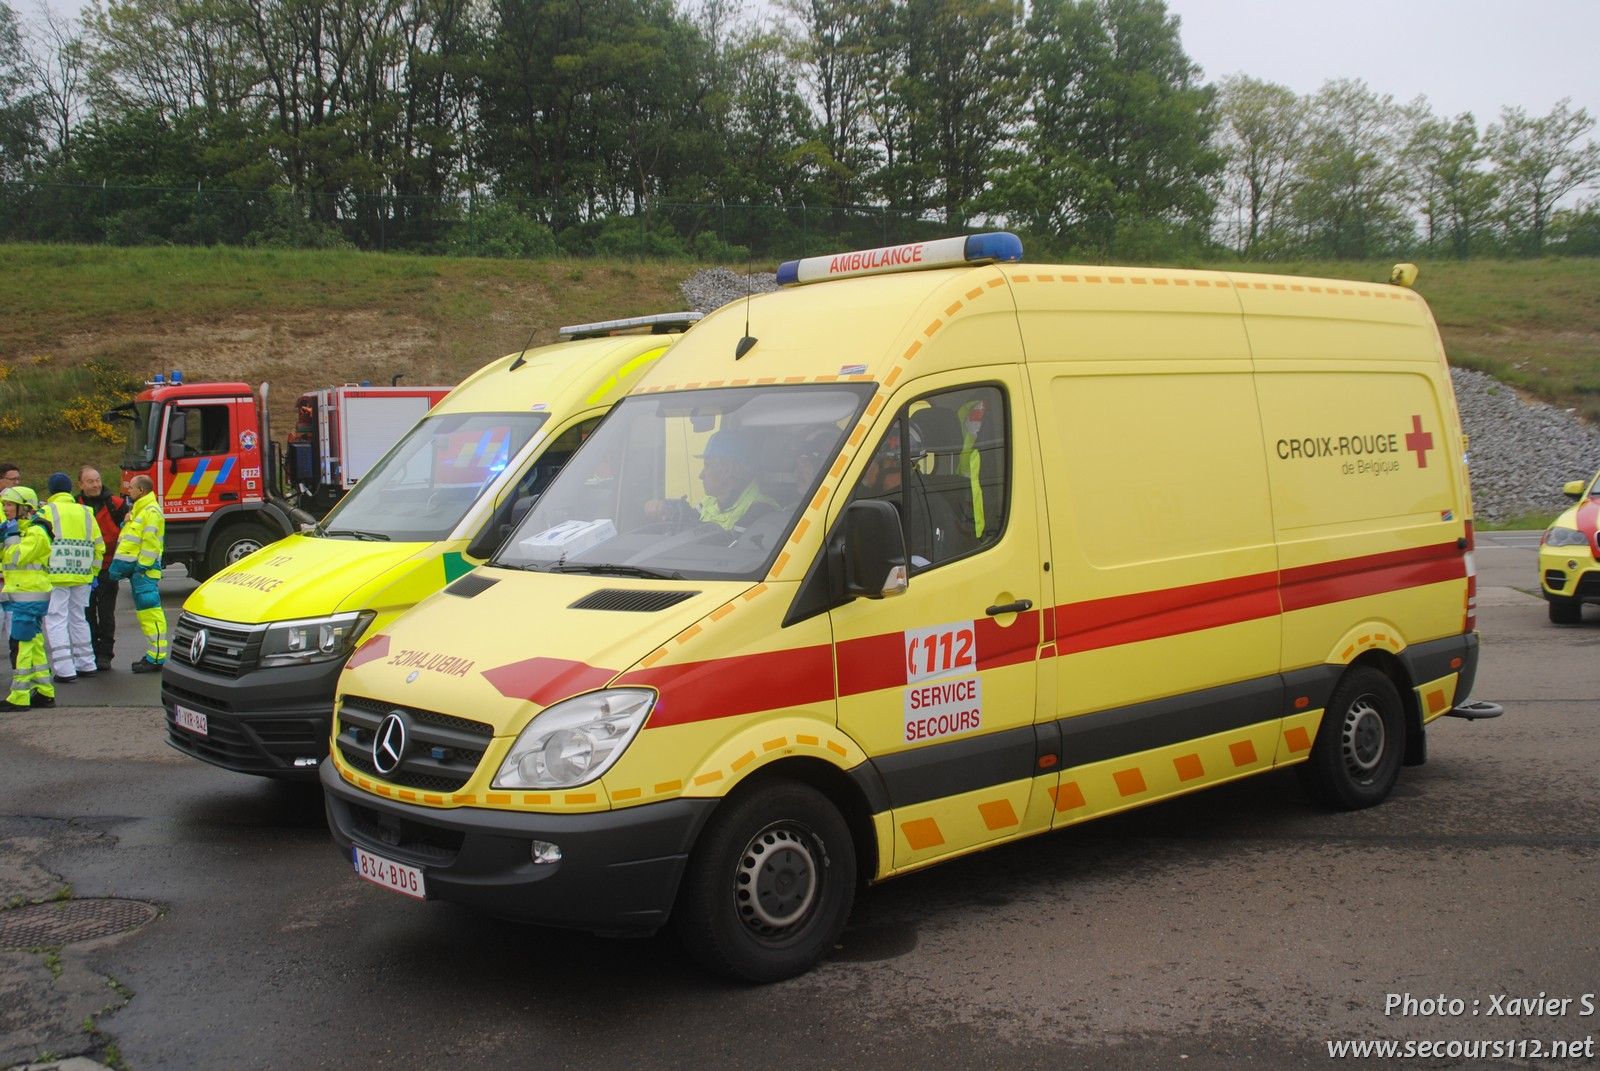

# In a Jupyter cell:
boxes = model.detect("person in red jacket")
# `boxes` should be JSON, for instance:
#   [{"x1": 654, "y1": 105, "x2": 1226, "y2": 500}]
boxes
[{"x1": 76, "y1": 466, "x2": 129, "y2": 672}]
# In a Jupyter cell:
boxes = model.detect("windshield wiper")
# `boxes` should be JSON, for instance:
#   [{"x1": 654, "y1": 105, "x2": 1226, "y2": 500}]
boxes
[
  {"x1": 548, "y1": 562, "x2": 683, "y2": 580},
  {"x1": 322, "y1": 528, "x2": 392, "y2": 542}
]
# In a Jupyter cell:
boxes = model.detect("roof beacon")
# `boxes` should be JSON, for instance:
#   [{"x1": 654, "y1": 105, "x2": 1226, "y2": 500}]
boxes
[
  {"x1": 559, "y1": 311, "x2": 704, "y2": 341},
  {"x1": 776, "y1": 232, "x2": 1023, "y2": 287}
]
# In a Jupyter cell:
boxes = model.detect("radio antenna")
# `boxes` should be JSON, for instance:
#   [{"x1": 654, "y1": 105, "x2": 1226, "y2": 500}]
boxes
[{"x1": 735, "y1": 257, "x2": 758, "y2": 360}]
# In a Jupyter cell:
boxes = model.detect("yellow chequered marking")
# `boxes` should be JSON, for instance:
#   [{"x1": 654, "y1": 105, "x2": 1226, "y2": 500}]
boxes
[
  {"x1": 901, "y1": 818, "x2": 945, "y2": 850},
  {"x1": 978, "y1": 799, "x2": 1019, "y2": 830}
]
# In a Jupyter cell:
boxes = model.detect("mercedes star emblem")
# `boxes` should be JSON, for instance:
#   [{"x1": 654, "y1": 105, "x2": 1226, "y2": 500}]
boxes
[
  {"x1": 373, "y1": 712, "x2": 408, "y2": 775},
  {"x1": 190, "y1": 628, "x2": 208, "y2": 664},
  {"x1": 406, "y1": 670, "x2": 420, "y2": 684}
]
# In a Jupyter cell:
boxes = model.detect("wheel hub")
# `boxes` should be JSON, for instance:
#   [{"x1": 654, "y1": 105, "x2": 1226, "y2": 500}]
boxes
[
  {"x1": 1342, "y1": 696, "x2": 1386, "y2": 777},
  {"x1": 228, "y1": 540, "x2": 264, "y2": 563},
  {"x1": 735, "y1": 824, "x2": 819, "y2": 934}
]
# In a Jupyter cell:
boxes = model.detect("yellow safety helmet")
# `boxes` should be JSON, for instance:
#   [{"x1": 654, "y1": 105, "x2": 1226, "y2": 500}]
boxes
[{"x1": 0, "y1": 485, "x2": 39, "y2": 510}]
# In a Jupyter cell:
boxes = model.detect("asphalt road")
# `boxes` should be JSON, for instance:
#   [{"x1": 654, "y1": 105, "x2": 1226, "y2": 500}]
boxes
[{"x1": 2, "y1": 536, "x2": 1597, "y2": 1070}]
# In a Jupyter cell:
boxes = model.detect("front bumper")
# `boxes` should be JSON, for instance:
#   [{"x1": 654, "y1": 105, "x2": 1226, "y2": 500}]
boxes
[
  {"x1": 162, "y1": 654, "x2": 346, "y2": 779},
  {"x1": 1538, "y1": 545, "x2": 1600, "y2": 603},
  {"x1": 321, "y1": 761, "x2": 717, "y2": 934}
]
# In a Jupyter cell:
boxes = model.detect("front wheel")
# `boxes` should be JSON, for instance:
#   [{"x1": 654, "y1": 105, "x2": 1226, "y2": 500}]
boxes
[
  {"x1": 1297, "y1": 666, "x2": 1406, "y2": 810},
  {"x1": 1548, "y1": 597, "x2": 1582, "y2": 625},
  {"x1": 205, "y1": 521, "x2": 278, "y2": 577},
  {"x1": 675, "y1": 781, "x2": 856, "y2": 983}
]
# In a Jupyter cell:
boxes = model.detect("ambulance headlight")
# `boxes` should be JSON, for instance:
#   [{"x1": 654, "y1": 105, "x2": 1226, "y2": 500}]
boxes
[
  {"x1": 493, "y1": 689, "x2": 654, "y2": 789},
  {"x1": 259, "y1": 611, "x2": 375, "y2": 667},
  {"x1": 1544, "y1": 526, "x2": 1590, "y2": 548}
]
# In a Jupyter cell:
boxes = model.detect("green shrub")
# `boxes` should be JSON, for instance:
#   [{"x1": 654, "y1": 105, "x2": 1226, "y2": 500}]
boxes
[{"x1": 447, "y1": 202, "x2": 558, "y2": 259}]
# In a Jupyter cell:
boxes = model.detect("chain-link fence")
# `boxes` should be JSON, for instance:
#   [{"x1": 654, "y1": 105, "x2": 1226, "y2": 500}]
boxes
[{"x1": 0, "y1": 181, "x2": 979, "y2": 259}]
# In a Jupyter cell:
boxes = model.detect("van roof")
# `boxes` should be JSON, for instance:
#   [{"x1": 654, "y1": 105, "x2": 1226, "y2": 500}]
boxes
[
  {"x1": 437, "y1": 331, "x2": 685, "y2": 417},
  {"x1": 633, "y1": 262, "x2": 1435, "y2": 395}
]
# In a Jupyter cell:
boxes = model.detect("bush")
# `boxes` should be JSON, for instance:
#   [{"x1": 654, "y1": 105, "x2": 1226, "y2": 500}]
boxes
[
  {"x1": 245, "y1": 195, "x2": 354, "y2": 250},
  {"x1": 447, "y1": 202, "x2": 559, "y2": 259}
]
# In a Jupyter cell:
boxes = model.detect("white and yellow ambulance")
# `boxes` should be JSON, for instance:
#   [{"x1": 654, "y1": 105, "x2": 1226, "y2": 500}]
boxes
[
  {"x1": 1539, "y1": 468, "x2": 1600, "y2": 623},
  {"x1": 321, "y1": 236, "x2": 1484, "y2": 982},
  {"x1": 163, "y1": 313, "x2": 700, "y2": 777}
]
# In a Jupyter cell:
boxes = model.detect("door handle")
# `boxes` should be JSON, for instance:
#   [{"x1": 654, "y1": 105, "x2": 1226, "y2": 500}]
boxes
[
  {"x1": 985, "y1": 598, "x2": 1032, "y2": 616},
  {"x1": 219, "y1": 492, "x2": 239, "y2": 501}
]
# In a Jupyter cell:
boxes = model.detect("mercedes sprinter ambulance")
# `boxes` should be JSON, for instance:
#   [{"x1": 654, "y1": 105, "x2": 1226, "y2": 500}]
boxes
[
  {"x1": 164, "y1": 313, "x2": 700, "y2": 778},
  {"x1": 321, "y1": 236, "x2": 1484, "y2": 982}
]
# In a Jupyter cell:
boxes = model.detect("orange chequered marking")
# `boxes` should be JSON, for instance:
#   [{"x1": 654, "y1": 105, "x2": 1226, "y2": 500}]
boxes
[
  {"x1": 1173, "y1": 754, "x2": 1205, "y2": 782},
  {"x1": 677, "y1": 623, "x2": 702, "y2": 644},
  {"x1": 1285, "y1": 727, "x2": 1312, "y2": 753},
  {"x1": 902, "y1": 818, "x2": 945, "y2": 850},
  {"x1": 452, "y1": 793, "x2": 474, "y2": 804},
  {"x1": 1012, "y1": 274, "x2": 1031, "y2": 283},
  {"x1": 1107, "y1": 275, "x2": 1124, "y2": 284},
  {"x1": 424, "y1": 794, "x2": 444, "y2": 805},
  {"x1": 1049, "y1": 781, "x2": 1087, "y2": 811},
  {"x1": 772, "y1": 551, "x2": 791, "y2": 574},
  {"x1": 1131, "y1": 277, "x2": 1147, "y2": 285},
  {"x1": 1153, "y1": 277, "x2": 1168, "y2": 286},
  {"x1": 966, "y1": 286, "x2": 984, "y2": 300},
  {"x1": 763, "y1": 737, "x2": 787, "y2": 752},
  {"x1": 375, "y1": 785, "x2": 392, "y2": 797},
  {"x1": 564, "y1": 792, "x2": 597, "y2": 805},
  {"x1": 884, "y1": 366, "x2": 903, "y2": 387},
  {"x1": 1342, "y1": 644, "x2": 1357, "y2": 660},
  {"x1": 693, "y1": 770, "x2": 723, "y2": 786},
  {"x1": 1358, "y1": 634, "x2": 1371, "y2": 644},
  {"x1": 731, "y1": 750, "x2": 757, "y2": 771},
  {"x1": 945, "y1": 301, "x2": 962, "y2": 317},
  {"x1": 654, "y1": 779, "x2": 683, "y2": 794},
  {"x1": 1425, "y1": 688, "x2": 1447, "y2": 714},
  {"x1": 710, "y1": 604, "x2": 735, "y2": 622},
  {"x1": 796, "y1": 734, "x2": 819, "y2": 746},
  {"x1": 521, "y1": 793, "x2": 552, "y2": 805},
  {"x1": 987, "y1": 277, "x2": 1005, "y2": 288},
  {"x1": 903, "y1": 340, "x2": 923, "y2": 360},
  {"x1": 866, "y1": 395, "x2": 885, "y2": 416},
  {"x1": 1174, "y1": 278, "x2": 1189, "y2": 286},
  {"x1": 826, "y1": 740, "x2": 848, "y2": 758},
  {"x1": 486, "y1": 793, "x2": 511, "y2": 805},
  {"x1": 790, "y1": 518, "x2": 811, "y2": 543},
  {"x1": 978, "y1": 799, "x2": 1020, "y2": 830},
  {"x1": 742, "y1": 584, "x2": 767, "y2": 602},
  {"x1": 398, "y1": 789, "x2": 417, "y2": 802},
  {"x1": 1036, "y1": 273, "x2": 1055, "y2": 282},
  {"x1": 641, "y1": 647, "x2": 668, "y2": 668},
  {"x1": 923, "y1": 319, "x2": 943, "y2": 337},
  {"x1": 1229, "y1": 740, "x2": 1258, "y2": 767},
  {"x1": 1114, "y1": 768, "x2": 1147, "y2": 796}
]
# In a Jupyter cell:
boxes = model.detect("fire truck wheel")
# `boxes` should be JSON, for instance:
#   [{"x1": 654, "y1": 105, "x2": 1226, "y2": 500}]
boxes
[
  {"x1": 1297, "y1": 665, "x2": 1405, "y2": 811},
  {"x1": 206, "y1": 521, "x2": 278, "y2": 576},
  {"x1": 675, "y1": 780, "x2": 855, "y2": 983}
]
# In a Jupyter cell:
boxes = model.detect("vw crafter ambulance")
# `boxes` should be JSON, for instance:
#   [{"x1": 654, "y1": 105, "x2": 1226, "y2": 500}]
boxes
[
  {"x1": 322, "y1": 235, "x2": 1486, "y2": 982},
  {"x1": 164, "y1": 313, "x2": 700, "y2": 778}
]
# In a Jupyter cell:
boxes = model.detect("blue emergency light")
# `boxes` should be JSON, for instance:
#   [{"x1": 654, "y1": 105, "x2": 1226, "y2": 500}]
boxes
[
  {"x1": 776, "y1": 232, "x2": 1024, "y2": 287},
  {"x1": 151, "y1": 373, "x2": 166, "y2": 385},
  {"x1": 171, "y1": 369, "x2": 183, "y2": 384}
]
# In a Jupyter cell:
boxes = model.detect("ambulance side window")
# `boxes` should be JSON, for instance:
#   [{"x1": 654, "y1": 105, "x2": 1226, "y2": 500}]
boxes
[
  {"x1": 173, "y1": 405, "x2": 230, "y2": 457},
  {"x1": 847, "y1": 385, "x2": 1007, "y2": 573}
]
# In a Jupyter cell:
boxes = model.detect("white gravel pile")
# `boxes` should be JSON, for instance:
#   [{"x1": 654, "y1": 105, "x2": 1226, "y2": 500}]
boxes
[
  {"x1": 1451, "y1": 367, "x2": 1599, "y2": 522},
  {"x1": 677, "y1": 270, "x2": 1597, "y2": 524}
]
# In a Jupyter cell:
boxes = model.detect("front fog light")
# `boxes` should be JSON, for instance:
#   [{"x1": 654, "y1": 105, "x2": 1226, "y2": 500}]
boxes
[{"x1": 531, "y1": 841, "x2": 563, "y2": 865}]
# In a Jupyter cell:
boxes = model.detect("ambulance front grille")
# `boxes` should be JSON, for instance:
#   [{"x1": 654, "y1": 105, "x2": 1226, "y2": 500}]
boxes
[
  {"x1": 335, "y1": 695, "x2": 491, "y2": 792},
  {"x1": 170, "y1": 613, "x2": 260, "y2": 677}
]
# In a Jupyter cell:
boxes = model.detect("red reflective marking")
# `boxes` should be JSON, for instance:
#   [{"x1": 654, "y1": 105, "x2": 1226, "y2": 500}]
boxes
[
  {"x1": 481, "y1": 657, "x2": 616, "y2": 707},
  {"x1": 345, "y1": 633, "x2": 391, "y2": 670},
  {"x1": 1054, "y1": 573, "x2": 1279, "y2": 656},
  {"x1": 620, "y1": 646, "x2": 835, "y2": 727},
  {"x1": 1279, "y1": 542, "x2": 1464, "y2": 612}
]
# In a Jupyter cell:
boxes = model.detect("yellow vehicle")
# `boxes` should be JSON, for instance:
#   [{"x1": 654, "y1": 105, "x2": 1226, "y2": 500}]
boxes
[
  {"x1": 1539, "y1": 470, "x2": 1600, "y2": 623},
  {"x1": 321, "y1": 236, "x2": 1484, "y2": 981},
  {"x1": 163, "y1": 312, "x2": 701, "y2": 777}
]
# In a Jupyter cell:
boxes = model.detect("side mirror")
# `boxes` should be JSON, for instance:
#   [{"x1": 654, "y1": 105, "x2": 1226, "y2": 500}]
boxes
[
  {"x1": 166, "y1": 410, "x2": 188, "y2": 448},
  {"x1": 1563, "y1": 480, "x2": 1587, "y2": 500},
  {"x1": 838, "y1": 500, "x2": 908, "y2": 599}
]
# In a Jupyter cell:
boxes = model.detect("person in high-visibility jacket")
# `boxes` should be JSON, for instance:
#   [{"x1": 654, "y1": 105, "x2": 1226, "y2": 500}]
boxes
[
  {"x1": 41, "y1": 472, "x2": 103, "y2": 682},
  {"x1": 3, "y1": 485, "x2": 56, "y2": 710},
  {"x1": 108, "y1": 474, "x2": 167, "y2": 672}
]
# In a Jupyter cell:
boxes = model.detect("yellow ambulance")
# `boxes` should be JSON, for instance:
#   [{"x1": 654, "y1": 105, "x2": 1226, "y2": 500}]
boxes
[
  {"x1": 1539, "y1": 468, "x2": 1600, "y2": 623},
  {"x1": 321, "y1": 235, "x2": 1483, "y2": 982},
  {"x1": 163, "y1": 313, "x2": 700, "y2": 777}
]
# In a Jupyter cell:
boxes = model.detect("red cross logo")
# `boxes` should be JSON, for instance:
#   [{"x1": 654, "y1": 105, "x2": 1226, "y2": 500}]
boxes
[{"x1": 1405, "y1": 414, "x2": 1434, "y2": 468}]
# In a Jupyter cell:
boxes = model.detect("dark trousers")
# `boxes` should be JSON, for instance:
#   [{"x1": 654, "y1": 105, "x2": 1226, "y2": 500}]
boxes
[{"x1": 86, "y1": 572, "x2": 120, "y2": 663}]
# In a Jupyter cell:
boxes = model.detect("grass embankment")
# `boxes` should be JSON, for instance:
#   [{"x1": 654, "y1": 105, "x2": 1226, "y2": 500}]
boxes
[{"x1": 2, "y1": 246, "x2": 1597, "y2": 496}]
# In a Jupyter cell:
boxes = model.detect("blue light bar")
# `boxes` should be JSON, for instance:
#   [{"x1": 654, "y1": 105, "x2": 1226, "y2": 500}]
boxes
[
  {"x1": 776, "y1": 232, "x2": 1024, "y2": 287},
  {"x1": 171, "y1": 369, "x2": 183, "y2": 384},
  {"x1": 559, "y1": 311, "x2": 704, "y2": 340}
]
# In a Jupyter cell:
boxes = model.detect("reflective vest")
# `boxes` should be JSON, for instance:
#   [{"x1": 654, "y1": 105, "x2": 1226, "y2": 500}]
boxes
[
  {"x1": 43, "y1": 491, "x2": 102, "y2": 586},
  {"x1": 114, "y1": 492, "x2": 166, "y2": 577},
  {"x1": 956, "y1": 398, "x2": 986, "y2": 538},
  {"x1": 697, "y1": 483, "x2": 778, "y2": 531},
  {"x1": 2, "y1": 519, "x2": 52, "y2": 600}
]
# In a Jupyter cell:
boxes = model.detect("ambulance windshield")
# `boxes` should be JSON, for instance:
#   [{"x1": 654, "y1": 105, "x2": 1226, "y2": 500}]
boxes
[
  {"x1": 495, "y1": 384, "x2": 872, "y2": 581},
  {"x1": 315, "y1": 411, "x2": 546, "y2": 542}
]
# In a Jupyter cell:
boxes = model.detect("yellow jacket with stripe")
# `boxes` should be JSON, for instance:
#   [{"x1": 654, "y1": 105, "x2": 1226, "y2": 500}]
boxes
[
  {"x1": 2, "y1": 518, "x2": 52, "y2": 600},
  {"x1": 43, "y1": 491, "x2": 104, "y2": 586},
  {"x1": 114, "y1": 492, "x2": 165, "y2": 577}
]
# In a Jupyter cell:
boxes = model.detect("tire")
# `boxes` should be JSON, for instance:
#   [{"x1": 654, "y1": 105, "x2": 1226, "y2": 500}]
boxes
[
  {"x1": 1548, "y1": 598, "x2": 1582, "y2": 625},
  {"x1": 675, "y1": 781, "x2": 856, "y2": 983},
  {"x1": 205, "y1": 521, "x2": 278, "y2": 577},
  {"x1": 1297, "y1": 666, "x2": 1406, "y2": 811}
]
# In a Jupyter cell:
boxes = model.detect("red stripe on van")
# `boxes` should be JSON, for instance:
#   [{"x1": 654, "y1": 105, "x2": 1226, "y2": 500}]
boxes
[
  {"x1": 345, "y1": 633, "x2": 390, "y2": 670},
  {"x1": 1054, "y1": 573, "x2": 1279, "y2": 656},
  {"x1": 1278, "y1": 542, "x2": 1463, "y2": 612},
  {"x1": 835, "y1": 610, "x2": 1042, "y2": 697},
  {"x1": 623, "y1": 645, "x2": 836, "y2": 727},
  {"x1": 482, "y1": 656, "x2": 617, "y2": 707}
]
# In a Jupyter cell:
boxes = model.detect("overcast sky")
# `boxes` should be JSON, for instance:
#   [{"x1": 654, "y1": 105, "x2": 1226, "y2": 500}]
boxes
[{"x1": 1166, "y1": 0, "x2": 1600, "y2": 124}]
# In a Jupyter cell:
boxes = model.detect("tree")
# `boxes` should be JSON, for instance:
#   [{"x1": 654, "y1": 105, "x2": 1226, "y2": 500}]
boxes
[
  {"x1": 0, "y1": 0, "x2": 41, "y2": 178},
  {"x1": 998, "y1": 0, "x2": 1219, "y2": 256},
  {"x1": 1488, "y1": 99, "x2": 1600, "y2": 255},
  {"x1": 781, "y1": 0, "x2": 875, "y2": 205},
  {"x1": 1286, "y1": 79, "x2": 1418, "y2": 258},
  {"x1": 1407, "y1": 110, "x2": 1498, "y2": 258},
  {"x1": 22, "y1": 4, "x2": 87, "y2": 161},
  {"x1": 1214, "y1": 75, "x2": 1301, "y2": 256}
]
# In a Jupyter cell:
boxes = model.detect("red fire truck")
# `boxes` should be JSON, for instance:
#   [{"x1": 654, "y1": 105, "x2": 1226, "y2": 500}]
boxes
[{"x1": 111, "y1": 374, "x2": 450, "y2": 580}]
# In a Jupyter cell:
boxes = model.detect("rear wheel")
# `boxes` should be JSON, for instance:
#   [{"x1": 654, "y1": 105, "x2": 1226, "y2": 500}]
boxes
[
  {"x1": 1297, "y1": 666, "x2": 1406, "y2": 810},
  {"x1": 1548, "y1": 597, "x2": 1582, "y2": 625},
  {"x1": 205, "y1": 521, "x2": 277, "y2": 577},
  {"x1": 675, "y1": 780, "x2": 855, "y2": 983}
]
